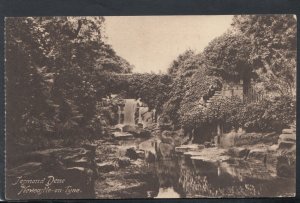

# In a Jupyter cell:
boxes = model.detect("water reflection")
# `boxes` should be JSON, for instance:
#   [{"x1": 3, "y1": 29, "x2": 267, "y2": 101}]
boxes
[
  {"x1": 153, "y1": 159, "x2": 185, "y2": 198},
  {"x1": 149, "y1": 152, "x2": 295, "y2": 198},
  {"x1": 156, "y1": 187, "x2": 180, "y2": 198}
]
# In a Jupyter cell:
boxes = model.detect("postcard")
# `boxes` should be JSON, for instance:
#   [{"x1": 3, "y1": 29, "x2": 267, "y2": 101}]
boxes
[{"x1": 5, "y1": 15, "x2": 296, "y2": 199}]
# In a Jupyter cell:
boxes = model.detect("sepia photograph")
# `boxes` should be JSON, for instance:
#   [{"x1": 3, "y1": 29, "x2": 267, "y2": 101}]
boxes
[{"x1": 5, "y1": 15, "x2": 296, "y2": 199}]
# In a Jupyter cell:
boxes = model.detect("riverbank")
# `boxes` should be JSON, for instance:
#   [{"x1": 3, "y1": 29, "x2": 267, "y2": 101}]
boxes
[
  {"x1": 6, "y1": 124, "x2": 295, "y2": 199},
  {"x1": 93, "y1": 124, "x2": 296, "y2": 198}
]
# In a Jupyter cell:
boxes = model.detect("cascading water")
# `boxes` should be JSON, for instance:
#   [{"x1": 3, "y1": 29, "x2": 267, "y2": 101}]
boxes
[{"x1": 124, "y1": 99, "x2": 137, "y2": 125}]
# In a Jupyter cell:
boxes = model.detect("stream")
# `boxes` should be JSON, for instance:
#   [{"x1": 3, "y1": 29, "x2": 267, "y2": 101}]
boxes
[
  {"x1": 97, "y1": 138, "x2": 296, "y2": 198},
  {"x1": 148, "y1": 154, "x2": 295, "y2": 198}
]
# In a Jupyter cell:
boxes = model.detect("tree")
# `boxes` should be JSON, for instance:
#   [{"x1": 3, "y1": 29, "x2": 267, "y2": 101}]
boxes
[
  {"x1": 203, "y1": 31, "x2": 254, "y2": 93},
  {"x1": 167, "y1": 49, "x2": 203, "y2": 78},
  {"x1": 232, "y1": 15, "x2": 297, "y2": 97},
  {"x1": 179, "y1": 70, "x2": 222, "y2": 130},
  {"x1": 6, "y1": 17, "x2": 133, "y2": 149}
]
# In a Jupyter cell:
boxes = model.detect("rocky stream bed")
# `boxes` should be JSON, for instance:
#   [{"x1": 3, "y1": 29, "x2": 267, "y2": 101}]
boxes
[{"x1": 6, "y1": 124, "x2": 296, "y2": 199}]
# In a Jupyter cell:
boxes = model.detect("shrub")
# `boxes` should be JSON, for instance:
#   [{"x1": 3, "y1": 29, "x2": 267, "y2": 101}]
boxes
[{"x1": 240, "y1": 95, "x2": 295, "y2": 132}]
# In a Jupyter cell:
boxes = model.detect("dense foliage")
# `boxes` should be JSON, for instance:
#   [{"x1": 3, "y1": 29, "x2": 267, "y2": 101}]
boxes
[
  {"x1": 162, "y1": 14, "x2": 296, "y2": 139},
  {"x1": 238, "y1": 96, "x2": 296, "y2": 132},
  {"x1": 6, "y1": 15, "x2": 296, "y2": 148},
  {"x1": 163, "y1": 51, "x2": 212, "y2": 127},
  {"x1": 203, "y1": 32, "x2": 254, "y2": 92},
  {"x1": 168, "y1": 50, "x2": 203, "y2": 77},
  {"x1": 6, "y1": 17, "x2": 132, "y2": 148},
  {"x1": 232, "y1": 15, "x2": 297, "y2": 96},
  {"x1": 179, "y1": 71, "x2": 222, "y2": 126}
]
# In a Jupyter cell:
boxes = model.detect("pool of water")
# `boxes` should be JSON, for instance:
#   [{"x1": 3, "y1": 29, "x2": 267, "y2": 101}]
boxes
[
  {"x1": 146, "y1": 155, "x2": 295, "y2": 198},
  {"x1": 111, "y1": 138, "x2": 295, "y2": 198}
]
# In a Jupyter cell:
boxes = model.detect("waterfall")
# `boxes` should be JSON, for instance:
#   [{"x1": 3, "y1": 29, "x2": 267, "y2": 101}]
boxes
[{"x1": 124, "y1": 99, "x2": 137, "y2": 125}]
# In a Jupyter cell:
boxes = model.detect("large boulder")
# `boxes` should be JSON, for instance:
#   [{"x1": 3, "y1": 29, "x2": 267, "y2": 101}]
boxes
[
  {"x1": 96, "y1": 162, "x2": 116, "y2": 173},
  {"x1": 145, "y1": 151, "x2": 156, "y2": 163},
  {"x1": 122, "y1": 125, "x2": 151, "y2": 138},
  {"x1": 282, "y1": 128, "x2": 296, "y2": 134},
  {"x1": 227, "y1": 147, "x2": 250, "y2": 158},
  {"x1": 247, "y1": 148, "x2": 267, "y2": 162},
  {"x1": 116, "y1": 157, "x2": 131, "y2": 168},
  {"x1": 278, "y1": 133, "x2": 296, "y2": 143},
  {"x1": 125, "y1": 147, "x2": 139, "y2": 160},
  {"x1": 278, "y1": 141, "x2": 296, "y2": 152},
  {"x1": 137, "y1": 129, "x2": 151, "y2": 138},
  {"x1": 277, "y1": 155, "x2": 295, "y2": 178},
  {"x1": 123, "y1": 125, "x2": 138, "y2": 133}
]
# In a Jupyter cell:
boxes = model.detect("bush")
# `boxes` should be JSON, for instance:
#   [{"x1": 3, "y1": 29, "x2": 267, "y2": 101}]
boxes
[
  {"x1": 240, "y1": 96, "x2": 295, "y2": 132},
  {"x1": 180, "y1": 95, "x2": 295, "y2": 135}
]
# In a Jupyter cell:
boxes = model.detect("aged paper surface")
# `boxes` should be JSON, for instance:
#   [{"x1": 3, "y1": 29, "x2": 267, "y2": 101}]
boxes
[{"x1": 5, "y1": 15, "x2": 296, "y2": 199}]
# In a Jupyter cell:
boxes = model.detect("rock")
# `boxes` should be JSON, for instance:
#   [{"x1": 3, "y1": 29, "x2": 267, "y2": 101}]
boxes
[
  {"x1": 123, "y1": 125, "x2": 139, "y2": 133},
  {"x1": 145, "y1": 151, "x2": 156, "y2": 163},
  {"x1": 227, "y1": 147, "x2": 250, "y2": 158},
  {"x1": 7, "y1": 146, "x2": 97, "y2": 199},
  {"x1": 183, "y1": 151, "x2": 205, "y2": 157},
  {"x1": 67, "y1": 166, "x2": 94, "y2": 175},
  {"x1": 220, "y1": 132, "x2": 279, "y2": 147},
  {"x1": 282, "y1": 129, "x2": 295, "y2": 134},
  {"x1": 219, "y1": 132, "x2": 236, "y2": 147},
  {"x1": 161, "y1": 130, "x2": 184, "y2": 138},
  {"x1": 136, "y1": 150, "x2": 145, "y2": 159},
  {"x1": 278, "y1": 141, "x2": 296, "y2": 152},
  {"x1": 277, "y1": 155, "x2": 295, "y2": 178},
  {"x1": 125, "y1": 148, "x2": 139, "y2": 160},
  {"x1": 160, "y1": 137, "x2": 174, "y2": 145},
  {"x1": 131, "y1": 159, "x2": 144, "y2": 167},
  {"x1": 141, "y1": 129, "x2": 151, "y2": 137},
  {"x1": 247, "y1": 149, "x2": 267, "y2": 162},
  {"x1": 204, "y1": 141, "x2": 213, "y2": 148},
  {"x1": 144, "y1": 123, "x2": 157, "y2": 131},
  {"x1": 279, "y1": 133, "x2": 296, "y2": 143},
  {"x1": 96, "y1": 162, "x2": 115, "y2": 173},
  {"x1": 114, "y1": 124, "x2": 124, "y2": 131},
  {"x1": 191, "y1": 155, "x2": 229, "y2": 162},
  {"x1": 175, "y1": 144, "x2": 204, "y2": 153},
  {"x1": 214, "y1": 135, "x2": 220, "y2": 146},
  {"x1": 6, "y1": 162, "x2": 43, "y2": 177},
  {"x1": 261, "y1": 132, "x2": 280, "y2": 144},
  {"x1": 269, "y1": 144, "x2": 278, "y2": 151},
  {"x1": 122, "y1": 125, "x2": 151, "y2": 138},
  {"x1": 113, "y1": 131, "x2": 134, "y2": 139},
  {"x1": 117, "y1": 157, "x2": 131, "y2": 168}
]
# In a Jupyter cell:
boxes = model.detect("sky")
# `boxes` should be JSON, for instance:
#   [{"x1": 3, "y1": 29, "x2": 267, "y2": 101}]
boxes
[{"x1": 104, "y1": 15, "x2": 233, "y2": 73}]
